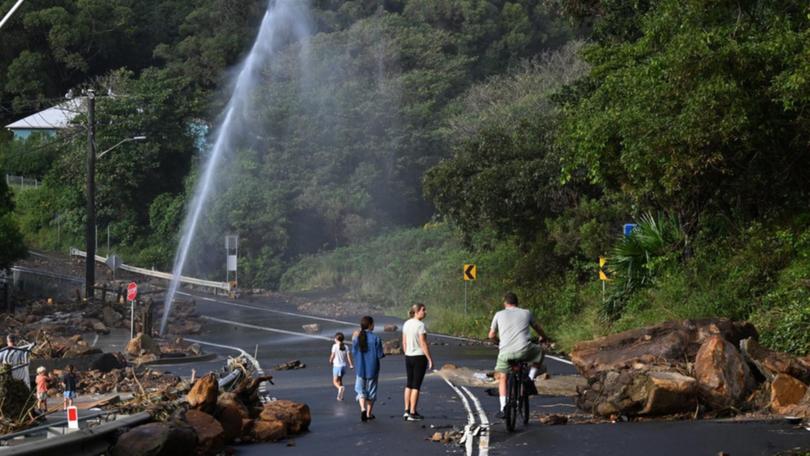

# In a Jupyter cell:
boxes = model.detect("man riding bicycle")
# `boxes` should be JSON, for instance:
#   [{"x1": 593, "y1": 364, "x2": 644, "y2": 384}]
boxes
[{"x1": 488, "y1": 292, "x2": 549, "y2": 418}]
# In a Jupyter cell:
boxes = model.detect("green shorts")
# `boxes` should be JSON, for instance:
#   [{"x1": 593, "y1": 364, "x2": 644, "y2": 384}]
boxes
[{"x1": 494, "y1": 344, "x2": 545, "y2": 373}]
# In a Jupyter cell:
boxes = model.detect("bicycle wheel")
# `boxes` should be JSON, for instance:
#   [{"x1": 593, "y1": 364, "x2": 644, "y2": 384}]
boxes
[{"x1": 505, "y1": 373, "x2": 519, "y2": 432}]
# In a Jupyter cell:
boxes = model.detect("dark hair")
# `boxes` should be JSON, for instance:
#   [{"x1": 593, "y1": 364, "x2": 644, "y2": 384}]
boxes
[
  {"x1": 408, "y1": 303, "x2": 426, "y2": 318},
  {"x1": 358, "y1": 316, "x2": 373, "y2": 353},
  {"x1": 335, "y1": 332, "x2": 345, "y2": 351},
  {"x1": 503, "y1": 292, "x2": 519, "y2": 306},
  {"x1": 66, "y1": 364, "x2": 74, "y2": 372}
]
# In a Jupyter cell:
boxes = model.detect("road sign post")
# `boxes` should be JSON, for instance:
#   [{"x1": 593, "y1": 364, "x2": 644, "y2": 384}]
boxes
[
  {"x1": 463, "y1": 264, "x2": 477, "y2": 313},
  {"x1": 127, "y1": 282, "x2": 137, "y2": 339},
  {"x1": 599, "y1": 257, "x2": 608, "y2": 304}
]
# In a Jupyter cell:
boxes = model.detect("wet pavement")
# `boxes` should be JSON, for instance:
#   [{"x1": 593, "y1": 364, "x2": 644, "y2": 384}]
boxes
[{"x1": 96, "y1": 291, "x2": 810, "y2": 455}]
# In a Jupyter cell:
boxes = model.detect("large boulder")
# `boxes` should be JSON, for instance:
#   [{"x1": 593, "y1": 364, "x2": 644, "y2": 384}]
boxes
[
  {"x1": 383, "y1": 339, "x2": 403, "y2": 355},
  {"x1": 187, "y1": 373, "x2": 218, "y2": 413},
  {"x1": 577, "y1": 368, "x2": 697, "y2": 417},
  {"x1": 571, "y1": 319, "x2": 757, "y2": 379},
  {"x1": 259, "y1": 400, "x2": 311, "y2": 434},
  {"x1": 217, "y1": 392, "x2": 250, "y2": 421},
  {"x1": 112, "y1": 421, "x2": 197, "y2": 456},
  {"x1": 215, "y1": 402, "x2": 245, "y2": 443},
  {"x1": 694, "y1": 335, "x2": 755, "y2": 409},
  {"x1": 126, "y1": 333, "x2": 161, "y2": 357},
  {"x1": 251, "y1": 418, "x2": 287, "y2": 442},
  {"x1": 740, "y1": 338, "x2": 810, "y2": 384},
  {"x1": 639, "y1": 371, "x2": 698, "y2": 415},
  {"x1": 184, "y1": 409, "x2": 225, "y2": 456},
  {"x1": 770, "y1": 374, "x2": 808, "y2": 415}
]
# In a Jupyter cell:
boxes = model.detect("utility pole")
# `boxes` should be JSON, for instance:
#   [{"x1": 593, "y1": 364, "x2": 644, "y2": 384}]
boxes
[{"x1": 85, "y1": 90, "x2": 96, "y2": 305}]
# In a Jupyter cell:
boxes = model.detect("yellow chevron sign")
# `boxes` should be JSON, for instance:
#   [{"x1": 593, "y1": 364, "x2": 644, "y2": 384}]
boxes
[
  {"x1": 464, "y1": 264, "x2": 477, "y2": 281},
  {"x1": 599, "y1": 256, "x2": 609, "y2": 281}
]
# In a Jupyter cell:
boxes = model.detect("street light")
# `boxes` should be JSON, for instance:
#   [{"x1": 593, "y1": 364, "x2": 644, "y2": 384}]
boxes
[
  {"x1": 97, "y1": 135, "x2": 146, "y2": 159},
  {"x1": 85, "y1": 125, "x2": 146, "y2": 304}
]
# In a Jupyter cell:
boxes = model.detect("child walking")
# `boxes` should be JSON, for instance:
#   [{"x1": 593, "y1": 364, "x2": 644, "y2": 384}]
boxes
[
  {"x1": 328, "y1": 332, "x2": 353, "y2": 400},
  {"x1": 35, "y1": 366, "x2": 49, "y2": 412},
  {"x1": 62, "y1": 365, "x2": 77, "y2": 410}
]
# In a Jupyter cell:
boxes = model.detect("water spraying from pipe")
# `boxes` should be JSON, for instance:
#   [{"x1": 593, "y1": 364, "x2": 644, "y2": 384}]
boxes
[{"x1": 160, "y1": 0, "x2": 311, "y2": 335}]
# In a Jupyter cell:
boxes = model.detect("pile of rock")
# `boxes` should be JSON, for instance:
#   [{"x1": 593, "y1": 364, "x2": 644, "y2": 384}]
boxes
[
  {"x1": 75, "y1": 368, "x2": 184, "y2": 396},
  {"x1": 31, "y1": 333, "x2": 102, "y2": 359},
  {"x1": 273, "y1": 360, "x2": 305, "y2": 371},
  {"x1": 112, "y1": 372, "x2": 310, "y2": 455},
  {"x1": 0, "y1": 294, "x2": 202, "y2": 339},
  {"x1": 293, "y1": 296, "x2": 383, "y2": 319},
  {"x1": 125, "y1": 333, "x2": 203, "y2": 365},
  {"x1": 572, "y1": 318, "x2": 810, "y2": 419}
]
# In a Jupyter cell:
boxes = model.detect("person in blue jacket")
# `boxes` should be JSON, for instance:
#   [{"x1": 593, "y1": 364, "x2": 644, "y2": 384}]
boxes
[{"x1": 352, "y1": 315, "x2": 385, "y2": 422}]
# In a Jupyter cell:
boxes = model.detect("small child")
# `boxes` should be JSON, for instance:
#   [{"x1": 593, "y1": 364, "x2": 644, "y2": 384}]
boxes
[
  {"x1": 62, "y1": 364, "x2": 78, "y2": 410},
  {"x1": 328, "y1": 332, "x2": 353, "y2": 400},
  {"x1": 35, "y1": 366, "x2": 49, "y2": 412}
]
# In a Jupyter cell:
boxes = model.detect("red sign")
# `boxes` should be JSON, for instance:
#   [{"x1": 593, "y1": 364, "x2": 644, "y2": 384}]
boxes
[
  {"x1": 127, "y1": 282, "x2": 138, "y2": 302},
  {"x1": 67, "y1": 406, "x2": 79, "y2": 429}
]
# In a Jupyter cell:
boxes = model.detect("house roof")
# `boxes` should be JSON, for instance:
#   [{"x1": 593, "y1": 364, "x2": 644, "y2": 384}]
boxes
[{"x1": 5, "y1": 98, "x2": 85, "y2": 131}]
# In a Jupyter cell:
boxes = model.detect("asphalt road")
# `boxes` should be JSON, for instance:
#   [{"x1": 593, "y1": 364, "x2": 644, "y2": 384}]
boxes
[{"x1": 161, "y1": 291, "x2": 809, "y2": 456}]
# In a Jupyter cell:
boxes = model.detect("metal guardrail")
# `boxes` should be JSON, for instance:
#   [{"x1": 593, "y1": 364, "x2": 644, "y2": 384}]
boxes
[
  {"x1": 69, "y1": 248, "x2": 231, "y2": 293},
  {"x1": 9, "y1": 266, "x2": 84, "y2": 285},
  {"x1": 0, "y1": 411, "x2": 151, "y2": 455}
]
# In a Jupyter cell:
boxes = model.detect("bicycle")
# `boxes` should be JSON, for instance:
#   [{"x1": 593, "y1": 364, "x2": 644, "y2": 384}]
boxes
[{"x1": 503, "y1": 360, "x2": 531, "y2": 432}]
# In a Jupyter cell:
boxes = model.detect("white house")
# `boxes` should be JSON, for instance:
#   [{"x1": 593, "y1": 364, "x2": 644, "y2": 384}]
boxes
[{"x1": 4, "y1": 98, "x2": 84, "y2": 139}]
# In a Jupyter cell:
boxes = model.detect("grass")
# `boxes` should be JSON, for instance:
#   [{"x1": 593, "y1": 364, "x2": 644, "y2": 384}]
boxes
[{"x1": 282, "y1": 220, "x2": 810, "y2": 356}]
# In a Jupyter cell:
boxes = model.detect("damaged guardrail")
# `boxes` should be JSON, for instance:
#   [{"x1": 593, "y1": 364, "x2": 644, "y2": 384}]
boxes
[
  {"x1": 69, "y1": 248, "x2": 232, "y2": 294},
  {"x1": 0, "y1": 411, "x2": 151, "y2": 455}
]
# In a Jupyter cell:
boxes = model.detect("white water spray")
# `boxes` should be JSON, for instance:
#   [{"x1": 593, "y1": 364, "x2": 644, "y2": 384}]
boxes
[{"x1": 161, "y1": 0, "x2": 312, "y2": 335}]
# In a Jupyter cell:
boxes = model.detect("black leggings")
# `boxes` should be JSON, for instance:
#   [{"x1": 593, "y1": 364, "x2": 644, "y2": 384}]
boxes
[{"x1": 405, "y1": 355, "x2": 428, "y2": 390}]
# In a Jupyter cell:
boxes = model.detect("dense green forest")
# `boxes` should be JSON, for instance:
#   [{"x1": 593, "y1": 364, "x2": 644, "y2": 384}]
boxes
[{"x1": 1, "y1": 0, "x2": 808, "y2": 354}]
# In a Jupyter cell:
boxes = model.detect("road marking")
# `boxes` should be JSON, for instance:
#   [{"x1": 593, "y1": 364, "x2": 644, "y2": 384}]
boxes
[
  {"x1": 200, "y1": 315, "x2": 337, "y2": 341},
  {"x1": 179, "y1": 291, "x2": 575, "y2": 360},
  {"x1": 462, "y1": 386, "x2": 489, "y2": 456},
  {"x1": 436, "y1": 370, "x2": 476, "y2": 456},
  {"x1": 546, "y1": 354, "x2": 574, "y2": 366}
]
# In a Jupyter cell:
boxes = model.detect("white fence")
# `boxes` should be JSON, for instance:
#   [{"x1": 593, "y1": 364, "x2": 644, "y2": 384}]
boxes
[
  {"x1": 69, "y1": 248, "x2": 232, "y2": 293},
  {"x1": 5, "y1": 174, "x2": 39, "y2": 189}
]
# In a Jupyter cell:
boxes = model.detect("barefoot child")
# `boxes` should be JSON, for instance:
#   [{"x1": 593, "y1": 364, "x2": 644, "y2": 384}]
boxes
[
  {"x1": 329, "y1": 332, "x2": 353, "y2": 400},
  {"x1": 35, "y1": 366, "x2": 49, "y2": 412},
  {"x1": 62, "y1": 365, "x2": 77, "y2": 410}
]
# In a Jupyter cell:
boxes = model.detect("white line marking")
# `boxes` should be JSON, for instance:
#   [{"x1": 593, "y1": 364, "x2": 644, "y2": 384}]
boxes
[
  {"x1": 436, "y1": 370, "x2": 476, "y2": 456},
  {"x1": 462, "y1": 386, "x2": 489, "y2": 456},
  {"x1": 200, "y1": 315, "x2": 336, "y2": 342},
  {"x1": 546, "y1": 354, "x2": 574, "y2": 366},
  {"x1": 182, "y1": 291, "x2": 577, "y2": 366},
  {"x1": 178, "y1": 291, "x2": 483, "y2": 343},
  {"x1": 184, "y1": 338, "x2": 249, "y2": 357}
]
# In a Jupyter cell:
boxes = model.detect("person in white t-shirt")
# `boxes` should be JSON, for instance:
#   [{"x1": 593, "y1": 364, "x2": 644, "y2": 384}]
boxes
[
  {"x1": 401, "y1": 303, "x2": 434, "y2": 421},
  {"x1": 488, "y1": 292, "x2": 550, "y2": 418},
  {"x1": 328, "y1": 332, "x2": 354, "y2": 400}
]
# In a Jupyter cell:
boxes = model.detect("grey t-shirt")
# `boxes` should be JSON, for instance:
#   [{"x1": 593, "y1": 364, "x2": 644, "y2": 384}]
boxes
[{"x1": 490, "y1": 307, "x2": 535, "y2": 354}]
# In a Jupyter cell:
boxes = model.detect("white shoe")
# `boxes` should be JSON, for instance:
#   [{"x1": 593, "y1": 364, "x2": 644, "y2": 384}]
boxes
[{"x1": 337, "y1": 386, "x2": 345, "y2": 401}]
